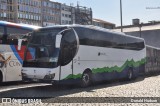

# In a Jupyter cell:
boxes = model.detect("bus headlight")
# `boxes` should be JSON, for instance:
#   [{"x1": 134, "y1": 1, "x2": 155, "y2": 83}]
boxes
[{"x1": 44, "y1": 73, "x2": 55, "y2": 80}]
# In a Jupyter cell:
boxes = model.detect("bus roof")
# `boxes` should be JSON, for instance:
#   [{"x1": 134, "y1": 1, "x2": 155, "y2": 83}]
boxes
[
  {"x1": 146, "y1": 45, "x2": 160, "y2": 50},
  {"x1": 38, "y1": 24, "x2": 144, "y2": 41},
  {"x1": 0, "y1": 21, "x2": 41, "y2": 30}
]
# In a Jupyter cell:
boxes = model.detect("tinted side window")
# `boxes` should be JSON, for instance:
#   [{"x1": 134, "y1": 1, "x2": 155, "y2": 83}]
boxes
[
  {"x1": 135, "y1": 41, "x2": 145, "y2": 50},
  {"x1": 0, "y1": 26, "x2": 4, "y2": 44},
  {"x1": 74, "y1": 27, "x2": 96, "y2": 46},
  {"x1": 30, "y1": 33, "x2": 41, "y2": 44},
  {"x1": 41, "y1": 33, "x2": 54, "y2": 46},
  {"x1": 7, "y1": 27, "x2": 30, "y2": 34},
  {"x1": 0, "y1": 26, "x2": 4, "y2": 36},
  {"x1": 126, "y1": 37, "x2": 145, "y2": 50},
  {"x1": 6, "y1": 27, "x2": 31, "y2": 45},
  {"x1": 113, "y1": 34, "x2": 127, "y2": 49},
  {"x1": 96, "y1": 31, "x2": 113, "y2": 47},
  {"x1": 74, "y1": 27, "x2": 113, "y2": 47},
  {"x1": 74, "y1": 27, "x2": 144, "y2": 50},
  {"x1": 60, "y1": 29, "x2": 77, "y2": 66}
]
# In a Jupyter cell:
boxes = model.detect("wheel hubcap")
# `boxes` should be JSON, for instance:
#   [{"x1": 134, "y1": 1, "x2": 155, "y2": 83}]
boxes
[
  {"x1": 83, "y1": 73, "x2": 89, "y2": 84},
  {"x1": 128, "y1": 70, "x2": 132, "y2": 79}
]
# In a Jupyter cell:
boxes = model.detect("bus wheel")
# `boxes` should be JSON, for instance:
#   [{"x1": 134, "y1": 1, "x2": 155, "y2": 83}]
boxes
[
  {"x1": 81, "y1": 71, "x2": 92, "y2": 87},
  {"x1": 127, "y1": 68, "x2": 133, "y2": 80}
]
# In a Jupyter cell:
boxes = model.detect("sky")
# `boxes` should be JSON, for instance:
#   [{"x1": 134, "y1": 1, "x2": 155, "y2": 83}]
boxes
[{"x1": 53, "y1": 0, "x2": 160, "y2": 26}]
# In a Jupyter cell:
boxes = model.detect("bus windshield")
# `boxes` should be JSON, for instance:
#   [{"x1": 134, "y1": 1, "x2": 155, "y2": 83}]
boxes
[{"x1": 25, "y1": 30, "x2": 61, "y2": 64}]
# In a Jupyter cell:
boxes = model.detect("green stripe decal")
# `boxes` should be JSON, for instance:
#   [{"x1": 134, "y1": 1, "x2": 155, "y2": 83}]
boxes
[
  {"x1": 64, "y1": 58, "x2": 146, "y2": 80},
  {"x1": 64, "y1": 73, "x2": 82, "y2": 80},
  {"x1": 92, "y1": 58, "x2": 146, "y2": 74}
]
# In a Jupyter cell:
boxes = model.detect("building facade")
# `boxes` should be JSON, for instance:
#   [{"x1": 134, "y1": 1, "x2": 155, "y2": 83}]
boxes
[
  {"x1": 61, "y1": 4, "x2": 72, "y2": 25},
  {"x1": 93, "y1": 18, "x2": 115, "y2": 29},
  {"x1": 41, "y1": 0, "x2": 61, "y2": 26},
  {"x1": 0, "y1": 0, "x2": 42, "y2": 26},
  {"x1": 60, "y1": 4, "x2": 93, "y2": 25},
  {"x1": 0, "y1": 0, "x2": 100, "y2": 27},
  {"x1": 72, "y1": 5, "x2": 92, "y2": 25},
  {"x1": 0, "y1": 0, "x2": 61, "y2": 26},
  {"x1": 0, "y1": 0, "x2": 16, "y2": 22},
  {"x1": 17, "y1": 0, "x2": 42, "y2": 26}
]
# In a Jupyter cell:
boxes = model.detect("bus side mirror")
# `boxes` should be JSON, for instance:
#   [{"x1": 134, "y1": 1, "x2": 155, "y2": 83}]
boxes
[
  {"x1": 18, "y1": 39, "x2": 23, "y2": 50},
  {"x1": 55, "y1": 34, "x2": 62, "y2": 48}
]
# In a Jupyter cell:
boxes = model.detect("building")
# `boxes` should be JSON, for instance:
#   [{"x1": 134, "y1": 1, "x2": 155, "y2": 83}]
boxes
[
  {"x1": 72, "y1": 5, "x2": 92, "y2": 25},
  {"x1": 61, "y1": 3, "x2": 72, "y2": 25},
  {"x1": 17, "y1": 0, "x2": 42, "y2": 26},
  {"x1": 41, "y1": 0, "x2": 61, "y2": 26},
  {"x1": 0, "y1": 0, "x2": 93, "y2": 26},
  {"x1": 0, "y1": 0, "x2": 42, "y2": 26},
  {"x1": 113, "y1": 20, "x2": 160, "y2": 48},
  {"x1": 0, "y1": 0, "x2": 61, "y2": 26},
  {"x1": 0, "y1": 0, "x2": 17, "y2": 23},
  {"x1": 92, "y1": 18, "x2": 115, "y2": 29}
]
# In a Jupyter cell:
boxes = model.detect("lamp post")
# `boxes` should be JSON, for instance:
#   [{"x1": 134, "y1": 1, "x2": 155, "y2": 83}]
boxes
[
  {"x1": 120, "y1": 0, "x2": 123, "y2": 32},
  {"x1": 139, "y1": 23, "x2": 142, "y2": 38}
]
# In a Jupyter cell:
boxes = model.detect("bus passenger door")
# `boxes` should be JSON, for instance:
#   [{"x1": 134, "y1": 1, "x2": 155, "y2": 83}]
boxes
[{"x1": 59, "y1": 28, "x2": 79, "y2": 81}]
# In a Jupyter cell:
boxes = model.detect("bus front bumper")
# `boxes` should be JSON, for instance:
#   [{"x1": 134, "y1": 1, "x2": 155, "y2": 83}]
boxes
[{"x1": 22, "y1": 72, "x2": 55, "y2": 82}]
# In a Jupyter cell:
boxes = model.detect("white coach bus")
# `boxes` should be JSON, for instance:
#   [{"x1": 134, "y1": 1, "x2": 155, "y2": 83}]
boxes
[
  {"x1": 0, "y1": 21, "x2": 40, "y2": 83},
  {"x1": 22, "y1": 25, "x2": 146, "y2": 87}
]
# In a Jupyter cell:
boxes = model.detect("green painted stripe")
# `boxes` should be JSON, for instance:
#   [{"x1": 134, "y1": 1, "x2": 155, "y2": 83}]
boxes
[
  {"x1": 64, "y1": 58, "x2": 146, "y2": 80},
  {"x1": 64, "y1": 73, "x2": 82, "y2": 80},
  {"x1": 92, "y1": 58, "x2": 146, "y2": 74}
]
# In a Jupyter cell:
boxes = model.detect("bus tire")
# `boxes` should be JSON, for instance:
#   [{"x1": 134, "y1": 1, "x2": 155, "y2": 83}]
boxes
[
  {"x1": 81, "y1": 70, "x2": 92, "y2": 87},
  {"x1": 127, "y1": 68, "x2": 133, "y2": 80}
]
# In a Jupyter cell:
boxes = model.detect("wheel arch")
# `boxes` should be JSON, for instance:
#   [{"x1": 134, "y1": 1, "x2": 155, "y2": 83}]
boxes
[
  {"x1": 83, "y1": 68, "x2": 92, "y2": 74},
  {"x1": 80, "y1": 68, "x2": 93, "y2": 87}
]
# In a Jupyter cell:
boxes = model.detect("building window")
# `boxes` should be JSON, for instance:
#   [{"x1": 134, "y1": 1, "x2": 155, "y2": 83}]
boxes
[
  {"x1": 62, "y1": 7, "x2": 64, "y2": 10},
  {"x1": 19, "y1": 13, "x2": 22, "y2": 18},
  {"x1": 28, "y1": 14, "x2": 30, "y2": 19},
  {"x1": 26, "y1": 6, "x2": 29, "y2": 12},
  {"x1": 3, "y1": 12, "x2": 6, "y2": 17},
  {"x1": 43, "y1": 1, "x2": 47, "y2": 6},
  {"x1": 2, "y1": 4, "x2": 7, "y2": 10},
  {"x1": 49, "y1": 2, "x2": 52, "y2": 7},
  {"x1": 26, "y1": 14, "x2": 28, "y2": 19},
  {"x1": 26, "y1": 0, "x2": 29, "y2": 5},
  {"x1": 18, "y1": 13, "x2": 20, "y2": 18},
  {"x1": 31, "y1": 15, "x2": 33, "y2": 20},
  {"x1": 65, "y1": 20, "x2": 68, "y2": 24},
  {"x1": 62, "y1": 20, "x2": 64, "y2": 24},
  {"x1": 52, "y1": 3, "x2": 55, "y2": 8},
  {"x1": 56, "y1": 4, "x2": 60, "y2": 9},
  {"x1": 26, "y1": 14, "x2": 29, "y2": 19}
]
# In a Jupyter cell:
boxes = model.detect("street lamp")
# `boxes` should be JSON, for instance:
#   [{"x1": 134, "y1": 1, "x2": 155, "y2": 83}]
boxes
[
  {"x1": 139, "y1": 23, "x2": 143, "y2": 38},
  {"x1": 120, "y1": 0, "x2": 123, "y2": 32}
]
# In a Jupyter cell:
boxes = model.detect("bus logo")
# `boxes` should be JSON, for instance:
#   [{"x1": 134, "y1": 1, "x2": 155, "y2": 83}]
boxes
[{"x1": 0, "y1": 53, "x2": 11, "y2": 68}]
